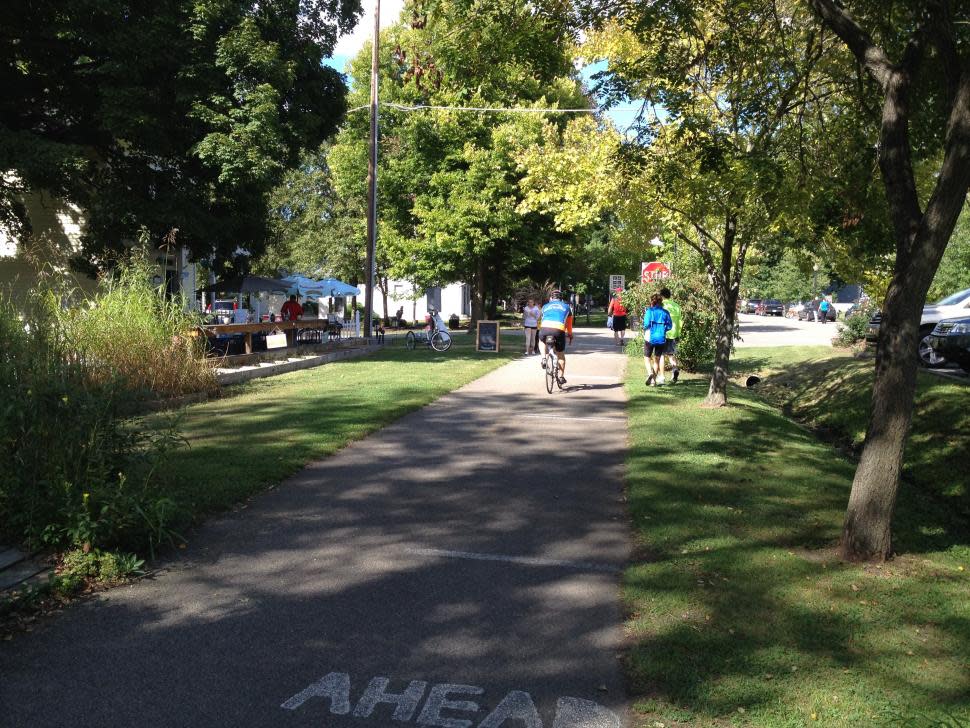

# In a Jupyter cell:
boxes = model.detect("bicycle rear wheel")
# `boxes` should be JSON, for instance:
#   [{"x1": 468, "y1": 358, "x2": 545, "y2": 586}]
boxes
[
  {"x1": 430, "y1": 331, "x2": 451, "y2": 352},
  {"x1": 405, "y1": 331, "x2": 416, "y2": 350},
  {"x1": 544, "y1": 353, "x2": 555, "y2": 393}
]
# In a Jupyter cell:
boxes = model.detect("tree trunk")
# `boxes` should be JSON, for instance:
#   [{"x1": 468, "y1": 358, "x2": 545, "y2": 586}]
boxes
[
  {"x1": 839, "y1": 284, "x2": 922, "y2": 560},
  {"x1": 704, "y1": 291, "x2": 737, "y2": 407},
  {"x1": 839, "y1": 223, "x2": 957, "y2": 559},
  {"x1": 470, "y1": 257, "x2": 486, "y2": 327},
  {"x1": 486, "y1": 253, "x2": 503, "y2": 320},
  {"x1": 379, "y1": 275, "x2": 390, "y2": 325}
]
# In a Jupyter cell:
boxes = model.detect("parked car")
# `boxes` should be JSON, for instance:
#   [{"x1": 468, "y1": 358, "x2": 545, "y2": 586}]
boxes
[
  {"x1": 762, "y1": 299, "x2": 784, "y2": 316},
  {"x1": 797, "y1": 300, "x2": 837, "y2": 322},
  {"x1": 865, "y1": 286, "x2": 970, "y2": 367},
  {"x1": 744, "y1": 298, "x2": 763, "y2": 314},
  {"x1": 928, "y1": 316, "x2": 970, "y2": 373}
]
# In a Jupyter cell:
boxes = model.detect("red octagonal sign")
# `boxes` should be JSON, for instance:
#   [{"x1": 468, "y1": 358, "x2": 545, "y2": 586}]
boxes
[{"x1": 641, "y1": 261, "x2": 671, "y2": 283}]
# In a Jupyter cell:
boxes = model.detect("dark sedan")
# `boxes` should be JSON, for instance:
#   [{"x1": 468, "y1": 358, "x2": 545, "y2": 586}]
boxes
[
  {"x1": 928, "y1": 316, "x2": 970, "y2": 373},
  {"x1": 762, "y1": 299, "x2": 784, "y2": 316},
  {"x1": 797, "y1": 300, "x2": 837, "y2": 322}
]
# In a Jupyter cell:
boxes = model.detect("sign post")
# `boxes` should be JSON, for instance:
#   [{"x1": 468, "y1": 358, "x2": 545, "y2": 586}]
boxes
[
  {"x1": 641, "y1": 261, "x2": 672, "y2": 283},
  {"x1": 609, "y1": 275, "x2": 625, "y2": 294}
]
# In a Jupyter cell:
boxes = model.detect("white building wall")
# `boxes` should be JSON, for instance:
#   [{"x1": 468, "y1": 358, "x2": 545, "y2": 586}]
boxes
[{"x1": 375, "y1": 280, "x2": 469, "y2": 323}]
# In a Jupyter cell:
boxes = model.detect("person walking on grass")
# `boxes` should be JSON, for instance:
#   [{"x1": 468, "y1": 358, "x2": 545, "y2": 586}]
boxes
[
  {"x1": 660, "y1": 286, "x2": 682, "y2": 384},
  {"x1": 607, "y1": 290, "x2": 628, "y2": 346},
  {"x1": 644, "y1": 292, "x2": 672, "y2": 386},
  {"x1": 522, "y1": 297, "x2": 541, "y2": 355}
]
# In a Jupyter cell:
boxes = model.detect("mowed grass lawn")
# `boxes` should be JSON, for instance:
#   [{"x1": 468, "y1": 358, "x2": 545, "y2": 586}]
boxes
[
  {"x1": 742, "y1": 346, "x2": 970, "y2": 520},
  {"x1": 623, "y1": 351, "x2": 970, "y2": 727},
  {"x1": 154, "y1": 335, "x2": 516, "y2": 520}
]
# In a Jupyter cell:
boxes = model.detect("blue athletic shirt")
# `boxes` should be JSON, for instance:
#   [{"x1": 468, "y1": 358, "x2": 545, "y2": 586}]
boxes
[
  {"x1": 644, "y1": 305, "x2": 672, "y2": 344},
  {"x1": 539, "y1": 300, "x2": 574, "y2": 334}
]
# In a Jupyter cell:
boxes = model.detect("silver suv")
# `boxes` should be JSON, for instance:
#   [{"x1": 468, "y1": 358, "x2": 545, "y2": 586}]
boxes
[{"x1": 866, "y1": 287, "x2": 970, "y2": 366}]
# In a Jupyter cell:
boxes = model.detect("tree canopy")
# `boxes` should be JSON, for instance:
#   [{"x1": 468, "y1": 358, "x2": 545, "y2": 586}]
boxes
[{"x1": 0, "y1": 0, "x2": 361, "y2": 270}]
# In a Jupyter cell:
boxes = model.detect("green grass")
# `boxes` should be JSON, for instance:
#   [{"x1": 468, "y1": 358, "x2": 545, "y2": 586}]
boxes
[
  {"x1": 155, "y1": 336, "x2": 515, "y2": 519},
  {"x1": 623, "y1": 354, "x2": 970, "y2": 727},
  {"x1": 738, "y1": 347, "x2": 970, "y2": 521}
]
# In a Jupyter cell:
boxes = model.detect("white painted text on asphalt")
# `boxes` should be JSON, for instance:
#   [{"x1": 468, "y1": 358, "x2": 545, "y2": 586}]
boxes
[{"x1": 281, "y1": 671, "x2": 620, "y2": 728}]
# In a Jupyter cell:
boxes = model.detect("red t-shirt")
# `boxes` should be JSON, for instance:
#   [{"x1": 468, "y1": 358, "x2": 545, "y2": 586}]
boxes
[
  {"x1": 281, "y1": 301, "x2": 303, "y2": 321},
  {"x1": 608, "y1": 299, "x2": 628, "y2": 317}
]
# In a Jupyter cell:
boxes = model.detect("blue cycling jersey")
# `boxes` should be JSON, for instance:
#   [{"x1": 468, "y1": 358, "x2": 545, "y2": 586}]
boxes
[{"x1": 540, "y1": 301, "x2": 573, "y2": 332}]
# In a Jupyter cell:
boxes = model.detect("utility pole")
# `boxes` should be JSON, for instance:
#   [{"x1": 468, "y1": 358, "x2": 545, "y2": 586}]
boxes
[{"x1": 364, "y1": 0, "x2": 380, "y2": 338}]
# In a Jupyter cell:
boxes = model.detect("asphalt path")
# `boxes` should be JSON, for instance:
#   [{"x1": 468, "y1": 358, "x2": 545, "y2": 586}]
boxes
[
  {"x1": 0, "y1": 328, "x2": 631, "y2": 728},
  {"x1": 736, "y1": 312, "x2": 838, "y2": 347}
]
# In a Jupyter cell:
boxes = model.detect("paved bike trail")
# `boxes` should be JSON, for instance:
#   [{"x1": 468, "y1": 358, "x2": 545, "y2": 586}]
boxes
[{"x1": 0, "y1": 328, "x2": 630, "y2": 728}]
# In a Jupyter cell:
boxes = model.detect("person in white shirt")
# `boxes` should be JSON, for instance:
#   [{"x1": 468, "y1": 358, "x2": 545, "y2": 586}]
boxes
[{"x1": 522, "y1": 298, "x2": 541, "y2": 355}]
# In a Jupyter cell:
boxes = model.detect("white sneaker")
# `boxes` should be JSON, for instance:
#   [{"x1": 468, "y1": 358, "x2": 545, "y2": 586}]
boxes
[{"x1": 657, "y1": 376, "x2": 666, "y2": 385}]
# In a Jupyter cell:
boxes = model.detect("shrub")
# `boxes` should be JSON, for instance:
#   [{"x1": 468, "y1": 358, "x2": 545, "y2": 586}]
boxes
[
  {"x1": 0, "y1": 272, "x2": 190, "y2": 557},
  {"x1": 833, "y1": 305, "x2": 876, "y2": 347},
  {"x1": 56, "y1": 259, "x2": 216, "y2": 398},
  {"x1": 621, "y1": 273, "x2": 720, "y2": 371}
]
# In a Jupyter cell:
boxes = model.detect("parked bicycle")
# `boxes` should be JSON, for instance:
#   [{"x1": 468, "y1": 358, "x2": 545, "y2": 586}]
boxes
[{"x1": 405, "y1": 311, "x2": 453, "y2": 352}]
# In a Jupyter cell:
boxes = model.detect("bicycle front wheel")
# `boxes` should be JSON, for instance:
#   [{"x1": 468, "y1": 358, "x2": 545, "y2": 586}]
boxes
[
  {"x1": 545, "y1": 353, "x2": 555, "y2": 393},
  {"x1": 430, "y1": 331, "x2": 452, "y2": 352},
  {"x1": 405, "y1": 331, "x2": 416, "y2": 350}
]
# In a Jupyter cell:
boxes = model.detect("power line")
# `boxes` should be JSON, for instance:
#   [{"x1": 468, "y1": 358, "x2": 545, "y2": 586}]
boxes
[{"x1": 346, "y1": 102, "x2": 643, "y2": 114}]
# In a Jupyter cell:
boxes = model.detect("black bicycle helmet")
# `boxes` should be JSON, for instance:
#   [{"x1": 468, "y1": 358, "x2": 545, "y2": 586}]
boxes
[{"x1": 550, "y1": 289, "x2": 562, "y2": 300}]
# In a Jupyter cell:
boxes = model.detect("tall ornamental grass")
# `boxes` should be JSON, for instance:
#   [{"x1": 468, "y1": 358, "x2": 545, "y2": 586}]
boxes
[
  {"x1": 0, "y1": 261, "x2": 210, "y2": 555},
  {"x1": 57, "y1": 259, "x2": 216, "y2": 398}
]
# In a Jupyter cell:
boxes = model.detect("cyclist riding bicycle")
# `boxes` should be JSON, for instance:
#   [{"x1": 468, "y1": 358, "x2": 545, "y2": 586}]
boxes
[{"x1": 538, "y1": 290, "x2": 574, "y2": 384}]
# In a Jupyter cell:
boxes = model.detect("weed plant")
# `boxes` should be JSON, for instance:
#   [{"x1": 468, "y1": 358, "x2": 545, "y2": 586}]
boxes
[
  {"x1": 0, "y1": 260, "x2": 199, "y2": 557},
  {"x1": 56, "y1": 258, "x2": 216, "y2": 398}
]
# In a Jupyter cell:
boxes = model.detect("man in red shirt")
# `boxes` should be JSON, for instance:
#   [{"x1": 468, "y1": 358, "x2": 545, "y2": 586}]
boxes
[
  {"x1": 607, "y1": 290, "x2": 628, "y2": 346},
  {"x1": 280, "y1": 295, "x2": 303, "y2": 321}
]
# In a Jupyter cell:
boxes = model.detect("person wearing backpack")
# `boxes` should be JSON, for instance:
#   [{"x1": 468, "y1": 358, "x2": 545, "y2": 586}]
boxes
[{"x1": 607, "y1": 290, "x2": 628, "y2": 346}]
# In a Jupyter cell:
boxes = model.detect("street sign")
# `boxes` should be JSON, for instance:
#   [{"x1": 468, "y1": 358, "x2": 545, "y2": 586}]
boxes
[
  {"x1": 641, "y1": 261, "x2": 671, "y2": 283},
  {"x1": 609, "y1": 275, "x2": 624, "y2": 292}
]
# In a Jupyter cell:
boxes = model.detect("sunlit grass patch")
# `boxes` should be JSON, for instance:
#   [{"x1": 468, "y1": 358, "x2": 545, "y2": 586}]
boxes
[
  {"x1": 623, "y1": 354, "x2": 970, "y2": 726},
  {"x1": 152, "y1": 337, "x2": 515, "y2": 523}
]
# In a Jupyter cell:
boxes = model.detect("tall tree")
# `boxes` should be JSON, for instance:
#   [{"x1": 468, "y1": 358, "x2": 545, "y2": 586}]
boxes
[
  {"x1": 328, "y1": 0, "x2": 589, "y2": 323},
  {"x1": 0, "y1": 0, "x2": 361, "y2": 269},
  {"x1": 566, "y1": 0, "x2": 834, "y2": 404},
  {"x1": 805, "y1": 0, "x2": 970, "y2": 561}
]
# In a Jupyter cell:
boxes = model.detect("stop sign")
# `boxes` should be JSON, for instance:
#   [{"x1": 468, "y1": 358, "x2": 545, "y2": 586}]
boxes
[{"x1": 641, "y1": 261, "x2": 671, "y2": 282}]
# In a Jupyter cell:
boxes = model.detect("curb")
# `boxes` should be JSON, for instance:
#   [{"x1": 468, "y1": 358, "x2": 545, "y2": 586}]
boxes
[{"x1": 216, "y1": 343, "x2": 384, "y2": 386}]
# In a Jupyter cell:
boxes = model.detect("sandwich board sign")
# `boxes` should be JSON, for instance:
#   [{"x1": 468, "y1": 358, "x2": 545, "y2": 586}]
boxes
[
  {"x1": 641, "y1": 261, "x2": 671, "y2": 283},
  {"x1": 609, "y1": 275, "x2": 624, "y2": 293}
]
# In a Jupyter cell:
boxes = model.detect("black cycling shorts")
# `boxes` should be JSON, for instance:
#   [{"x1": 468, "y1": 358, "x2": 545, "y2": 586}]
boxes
[
  {"x1": 644, "y1": 340, "x2": 667, "y2": 357},
  {"x1": 539, "y1": 328, "x2": 566, "y2": 353}
]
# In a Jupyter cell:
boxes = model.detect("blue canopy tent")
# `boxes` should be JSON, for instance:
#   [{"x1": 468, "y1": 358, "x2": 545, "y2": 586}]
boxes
[{"x1": 282, "y1": 275, "x2": 360, "y2": 299}]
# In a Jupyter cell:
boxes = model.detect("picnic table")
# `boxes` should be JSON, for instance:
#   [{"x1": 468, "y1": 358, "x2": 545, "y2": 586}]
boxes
[{"x1": 201, "y1": 319, "x2": 342, "y2": 354}]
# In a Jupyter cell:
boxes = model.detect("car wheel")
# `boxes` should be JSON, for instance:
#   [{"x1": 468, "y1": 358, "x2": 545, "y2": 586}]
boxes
[{"x1": 918, "y1": 326, "x2": 946, "y2": 368}]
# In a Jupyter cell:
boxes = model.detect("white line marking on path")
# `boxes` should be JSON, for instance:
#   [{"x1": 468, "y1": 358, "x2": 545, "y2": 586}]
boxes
[
  {"x1": 519, "y1": 414, "x2": 626, "y2": 423},
  {"x1": 408, "y1": 548, "x2": 621, "y2": 574}
]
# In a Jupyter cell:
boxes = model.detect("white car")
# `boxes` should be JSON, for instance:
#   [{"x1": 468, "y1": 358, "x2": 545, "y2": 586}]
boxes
[{"x1": 866, "y1": 287, "x2": 970, "y2": 366}]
